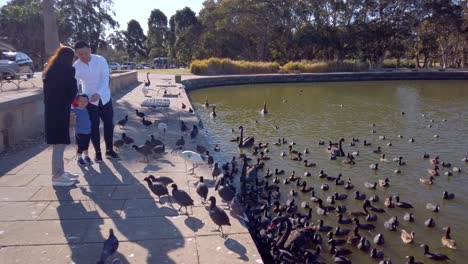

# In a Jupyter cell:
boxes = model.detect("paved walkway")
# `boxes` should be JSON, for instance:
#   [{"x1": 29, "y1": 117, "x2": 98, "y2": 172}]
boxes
[{"x1": 0, "y1": 73, "x2": 262, "y2": 263}]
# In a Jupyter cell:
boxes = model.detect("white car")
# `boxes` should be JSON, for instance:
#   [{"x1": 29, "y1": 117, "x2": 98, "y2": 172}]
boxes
[{"x1": 109, "y1": 63, "x2": 121, "y2": 70}]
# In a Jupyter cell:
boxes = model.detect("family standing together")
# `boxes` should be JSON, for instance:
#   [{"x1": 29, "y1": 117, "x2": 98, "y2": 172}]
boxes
[{"x1": 43, "y1": 41, "x2": 120, "y2": 186}]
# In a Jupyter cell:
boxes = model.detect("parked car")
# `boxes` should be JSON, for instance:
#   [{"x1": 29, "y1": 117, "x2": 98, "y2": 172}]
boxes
[
  {"x1": 0, "y1": 51, "x2": 34, "y2": 79},
  {"x1": 109, "y1": 62, "x2": 121, "y2": 70},
  {"x1": 142, "y1": 64, "x2": 151, "y2": 69},
  {"x1": 136, "y1": 64, "x2": 143, "y2": 69},
  {"x1": 121, "y1": 62, "x2": 137, "y2": 70}
]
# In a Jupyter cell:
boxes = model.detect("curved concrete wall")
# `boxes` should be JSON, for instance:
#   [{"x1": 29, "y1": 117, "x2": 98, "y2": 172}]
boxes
[
  {"x1": 0, "y1": 71, "x2": 138, "y2": 153},
  {"x1": 182, "y1": 71, "x2": 468, "y2": 90}
]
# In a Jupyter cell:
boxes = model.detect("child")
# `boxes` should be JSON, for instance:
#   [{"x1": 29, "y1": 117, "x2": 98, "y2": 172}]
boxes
[{"x1": 71, "y1": 94, "x2": 92, "y2": 166}]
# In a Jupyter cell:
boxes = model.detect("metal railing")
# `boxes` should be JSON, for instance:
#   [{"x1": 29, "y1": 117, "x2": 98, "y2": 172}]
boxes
[{"x1": 0, "y1": 74, "x2": 36, "y2": 92}]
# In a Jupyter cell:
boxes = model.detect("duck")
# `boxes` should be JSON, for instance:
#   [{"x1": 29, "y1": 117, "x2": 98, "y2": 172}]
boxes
[
  {"x1": 358, "y1": 237, "x2": 371, "y2": 251},
  {"x1": 337, "y1": 213, "x2": 353, "y2": 224},
  {"x1": 333, "y1": 252, "x2": 352, "y2": 264},
  {"x1": 204, "y1": 96, "x2": 209, "y2": 107},
  {"x1": 353, "y1": 218, "x2": 375, "y2": 230},
  {"x1": 352, "y1": 151, "x2": 359, "y2": 157},
  {"x1": 442, "y1": 191, "x2": 455, "y2": 200},
  {"x1": 423, "y1": 152, "x2": 430, "y2": 159},
  {"x1": 132, "y1": 144, "x2": 153, "y2": 163},
  {"x1": 353, "y1": 191, "x2": 366, "y2": 201},
  {"x1": 409, "y1": 138, "x2": 415, "y2": 143},
  {"x1": 403, "y1": 212, "x2": 415, "y2": 222},
  {"x1": 344, "y1": 179, "x2": 354, "y2": 190},
  {"x1": 321, "y1": 183, "x2": 329, "y2": 191},
  {"x1": 214, "y1": 144, "x2": 221, "y2": 152},
  {"x1": 401, "y1": 230, "x2": 415, "y2": 244},
  {"x1": 394, "y1": 196, "x2": 413, "y2": 208},
  {"x1": 304, "y1": 148, "x2": 309, "y2": 154},
  {"x1": 334, "y1": 192, "x2": 347, "y2": 200},
  {"x1": 383, "y1": 221, "x2": 397, "y2": 231},
  {"x1": 419, "y1": 176, "x2": 435, "y2": 185},
  {"x1": 300, "y1": 182, "x2": 313, "y2": 193},
  {"x1": 260, "y1": 101, "x2": 268, "y2": 115},
  {"x1": 210, "y1": 106, "x2": 217, "y2": 117},
  {"x1": 290, "y1": 153, "x2": 303, "y2": 161},
  {"x1": 378, "y1": 135, "x2": 386, "y2": 140},
  {"x1": 370, "y1": 248, "x2": 384, "y2": 259},
  {"x1": 379, "y1": 178, "x2": 389, "y2": 187},
  {"x1": 430, "y1": 156, "x2": 440, "y2": 165},
  {"x1": 369, "y1": 163, "x2": 379, "y2": 170},
  {"x1": 328, "y1": 232, "x2": 347, "y2": 245},
  {"x1": 387, "y1": 142, "x2": 392, "y2": 147},
  {"x1": 424, "y1": 218, "x2": 436, "y2": 227},
  {"x1": 347, "y1": 227, "x2": 361, "y2": 245},
  {"x1": 452, "y1": 167, "x2": 461, "y2": 173},
  {"x1": 441, "y1": 226, "x2": 456, "y2": 249},
  {"x1": 318, "y1": 170, "x2": 328, "y2": 178},
  {"x1": 141, "y1": 117, "x2": 152, "y2": 128},
  {"x1": 441, "y1": 161, "x2": 451, "y2": 167},
  {"x1": 374, "y1": 233, "x2": 385, "y2": 245},
  {"x1": 394, "y1": 168, "x2": 401, "y2": 174},
  {"x1": 372, "y1": 147, "x2": 382, "y2": 154},
  {"x1": 462, "y1": 156, "x2": 468, "y2": 162},
  {"x1": 330, "y1": 241, "x2": 352, "y2": 256},
  {"x1": 397, "y1": 156, "x2": 406, "y2": 166},
  {"x1": 303, "y1": 160, "x2": 316, "y2": 167},
  {"x1": 380, "y1": 154, "x2": 389, "y2": 162},
  {"x1": 363, "y1": 140, "x2": 372, "y2": 146},
  {"x1": 304, "y1": 170, "x2": 311, "y2": 177},
  {"x1": 238, "y1": 126, "x2": 254, "y2": 148},
  {"x1": 288, "y1": 145, "x2": 299, "y2": 154},
  {"x1": 426, "y1": 203, "x2": 440, "y2": 212},
  {"x1": 428, "y1": 166, "x2": 440, "y2": 176},
  {"x1": 384, "y1": 196, "x2": 394, "y2": 208},
  {"x1": 406, "y1": 256, "x2": 423, "y2": 264},
  {"x1": 316, "y1": 219, "x2": 333, "y2": 232},
  {"x1": 274, "y1": 168, "x2": 285, "y2": 175},
  {"x1": 420, "y1": 244, "x2": 449, "y2": 261},
  {"x1": 364, "y1": 182, "x2": 377, "y2": 189}
]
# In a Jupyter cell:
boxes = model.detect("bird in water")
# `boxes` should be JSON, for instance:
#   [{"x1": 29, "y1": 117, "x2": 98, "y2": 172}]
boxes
[
  {"x1": 260, "y1": 101, "x2": 268, "y2": 115},
  {"x1": 97, "y1": 228, "x2": 119, "y2": 264},
  {"x1": 211, "y1": 106, "x2": 217, "y2": 117}
]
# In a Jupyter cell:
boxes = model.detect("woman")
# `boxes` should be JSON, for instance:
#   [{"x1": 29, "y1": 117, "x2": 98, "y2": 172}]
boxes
[{"x1": 43, "y1": 46, "x2": 78, "y2": 186}]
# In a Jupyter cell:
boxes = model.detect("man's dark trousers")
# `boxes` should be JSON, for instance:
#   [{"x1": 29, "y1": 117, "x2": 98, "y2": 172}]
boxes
[{"x1": 87, "y1": 99, "x2": 114, "y2": 153}]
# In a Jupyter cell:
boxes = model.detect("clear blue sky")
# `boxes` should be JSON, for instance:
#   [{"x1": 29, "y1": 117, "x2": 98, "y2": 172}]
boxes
[{"x1": 0, "y1": 0, "x2": 204, "y2": 33}]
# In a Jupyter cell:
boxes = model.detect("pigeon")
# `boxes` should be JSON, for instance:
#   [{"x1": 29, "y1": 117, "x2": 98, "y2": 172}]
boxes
[{"x1": 97, "y1": 228, "x2": 119, "y2": 264}]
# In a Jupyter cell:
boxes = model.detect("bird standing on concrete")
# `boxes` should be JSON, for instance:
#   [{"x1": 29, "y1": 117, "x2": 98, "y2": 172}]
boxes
[
  {"x1": 196, "y1": 176, "x2": 209, "y2": 203},
  {"x1": 117, "y1": 115, "x2": 128, "y2": 129},
  {"x1": 158, "y1": 122, "x2": 168, "y2": 138},
  {"x1": 190, "y1": 125, "x2": 199, "y2": 140},
  {"x1": 208, "y1": 196, "x2": 231, "y2": 237},
  {"x1": 97, "y1": 228, "x2": 119, "y2": 264},
  {"x1": 177, "y1": 150, "x2": 206, "y2": 176},
  {"x1": 144, "y1": 177, "x2": 169, "y2": 203},
  {"x1": 171, "y1": 183, "x2": 194, "y2": 215}
]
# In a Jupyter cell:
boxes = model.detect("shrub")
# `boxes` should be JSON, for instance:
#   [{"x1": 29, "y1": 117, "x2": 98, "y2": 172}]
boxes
[
  {"x1": 190, "y1": 58, "x2": 280, "y2": 75},
  {"x1": 283, "y1": 61, "x2": 369, "y2": 73},
  {"x1": 383, "y1": 59, "x2": 416, "y2": 68}
]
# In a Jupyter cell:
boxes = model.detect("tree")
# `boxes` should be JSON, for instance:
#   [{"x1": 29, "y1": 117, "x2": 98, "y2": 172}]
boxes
[
  {"x1": 171, "y1": 7, "x2": 201, "y2": 63},
  {"x1": 56, "y1": 0, "x2": 118, "y2": 52},
  {"x1": 123, "y1": 19, "x2": 148, "y2": 59},
  {"x1": 147, "y1": 9, "x2": 168, "y2": 59}
]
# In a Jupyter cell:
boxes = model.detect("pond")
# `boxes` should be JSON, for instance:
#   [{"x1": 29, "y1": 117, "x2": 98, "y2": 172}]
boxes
[{"x1": 189, "y1": 80, "x2": 468, "y2": 263}]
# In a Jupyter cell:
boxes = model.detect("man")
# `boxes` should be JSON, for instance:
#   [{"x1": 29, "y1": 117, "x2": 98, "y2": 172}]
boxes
[{"x1": 73, "y1": 40, "x2": 120, "y2": 162}]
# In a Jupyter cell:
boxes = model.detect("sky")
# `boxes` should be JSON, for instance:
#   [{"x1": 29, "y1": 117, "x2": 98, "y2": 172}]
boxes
[{"x1": 0, "y1": 0, "x2": 204, "y2": 33}]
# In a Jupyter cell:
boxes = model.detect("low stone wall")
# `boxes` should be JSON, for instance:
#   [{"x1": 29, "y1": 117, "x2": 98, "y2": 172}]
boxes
[
  {"x1": 0, "y1": 71, "x2": 138, "y2": 153},
  {"x1": 182, "y1": 71, "x2": 468, "y2": 90}
]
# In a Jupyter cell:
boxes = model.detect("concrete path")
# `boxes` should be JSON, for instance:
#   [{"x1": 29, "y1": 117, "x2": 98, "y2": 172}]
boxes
[{"x1": 0, "y1": 73, "x2": 262, "y2": 263}]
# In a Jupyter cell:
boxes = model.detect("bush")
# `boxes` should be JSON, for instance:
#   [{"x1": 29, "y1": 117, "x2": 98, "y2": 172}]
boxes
[
  {"x1": 190, "y1": 58, "x2": 280, "y2": 75},
  {"x1": 383, "y1": 59, "x2": 416, "y2": 68},
  {"x1": 283, "y1": 60, "x2": 369, "y2": 73}
]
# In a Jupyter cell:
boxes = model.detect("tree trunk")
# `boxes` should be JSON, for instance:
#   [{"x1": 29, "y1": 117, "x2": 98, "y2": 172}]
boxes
[{"x1": 42, "y1": 0, "x2": 60, "y2": 56}]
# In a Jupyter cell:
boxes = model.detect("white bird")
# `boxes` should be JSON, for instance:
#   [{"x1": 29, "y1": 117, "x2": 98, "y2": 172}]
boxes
[
  {"x1": 142, "y1": 85, "x2": 150, "y2": 97},
  {"x1": 157, "y1": 122, "x2": 168, "y2": 138},
  {"x1": 177, "y1": 150, "x2": 206, "y2": 176}
]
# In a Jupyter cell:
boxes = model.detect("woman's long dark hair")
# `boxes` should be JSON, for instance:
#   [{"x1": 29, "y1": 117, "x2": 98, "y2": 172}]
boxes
[{"x1": 42, "y1": 46, "x2": 75, "y2": 74}]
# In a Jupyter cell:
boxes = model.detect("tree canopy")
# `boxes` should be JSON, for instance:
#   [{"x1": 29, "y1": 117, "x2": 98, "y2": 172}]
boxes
[{"x1": 0, "y1": 0, "x2": 466, "y2": 68}]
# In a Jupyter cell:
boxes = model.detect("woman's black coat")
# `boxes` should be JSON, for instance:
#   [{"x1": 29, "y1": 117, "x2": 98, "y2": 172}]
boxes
[{"x1": 43, "y1": 65, "x2": 78, "y2": 144}]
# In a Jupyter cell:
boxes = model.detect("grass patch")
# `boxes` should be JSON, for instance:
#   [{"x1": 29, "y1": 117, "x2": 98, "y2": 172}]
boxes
[
  {"x1": 190, "y1": 58, "x2": 280, "y2": 75},
  {"x1": 135, "y1": 68, "x2": 192, "y2": 75}
]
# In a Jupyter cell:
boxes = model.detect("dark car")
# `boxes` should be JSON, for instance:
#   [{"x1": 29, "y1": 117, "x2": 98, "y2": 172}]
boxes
[{"x1": 0, "y1": 51, "x2": 34, "y2": 79}]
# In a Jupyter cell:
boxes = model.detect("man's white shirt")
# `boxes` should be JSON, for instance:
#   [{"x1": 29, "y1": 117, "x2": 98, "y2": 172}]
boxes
[{"x1": 74, "y1": 54, "x2": 110, "y2": 105}]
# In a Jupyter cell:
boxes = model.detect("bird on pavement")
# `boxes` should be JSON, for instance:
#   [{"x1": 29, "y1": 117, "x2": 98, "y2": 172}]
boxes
[
  {"x1": 196, "y1": 176, "x2": 209, "y2": 203},
  {"x1": 97, "y1": 228, "x2": 119, "y2": 264},
  {"x1": 122, "y1": 133, "x2": 134, "y2": 145},
  {"x1": 171, "y1": 183, "x2": 194, "y2": 215},
  {"x1": 117, "y1": 115, "x2": 128, "y2": 129},
  {"x1": 148, "y1": 175, "x2": 173, "y2": 186},
  {"x1": 144, "y1": 177, "x2": 170, "y2": 203},
  {"x1": 190, "y1": 125, "x2": 199, "y2": 140},
  {"x1": 135, "y1": 109, "x2": 145, "y2": 118},
  {"x1": 208, "y1": 196, "x2": 231, "y2": 237}
]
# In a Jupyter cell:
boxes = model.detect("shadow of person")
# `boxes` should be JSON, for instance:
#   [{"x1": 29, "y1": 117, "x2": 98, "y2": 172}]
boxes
[
  {"x1": 224, "y1": 237, "x2": 249, "y2": 261},
  {"x1": 184, "y1": 216, "x2": 205, "y2": 232},
  {"x1": 52, "y1": 185, "x2": 129, "y2": 263},
  {"x1": 78, "y1": 159, "x2": 185, "y2": 264}
]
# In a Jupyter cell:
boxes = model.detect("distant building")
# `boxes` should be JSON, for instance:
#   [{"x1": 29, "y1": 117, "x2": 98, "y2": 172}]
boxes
[{"x1": 0, "y1": 40, "x2": 15, "y2": 52}]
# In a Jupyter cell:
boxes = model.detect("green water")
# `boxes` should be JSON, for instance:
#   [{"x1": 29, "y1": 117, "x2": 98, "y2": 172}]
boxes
[{"x1": 190, "y1": 80, "x2": 468, "y2": 263}]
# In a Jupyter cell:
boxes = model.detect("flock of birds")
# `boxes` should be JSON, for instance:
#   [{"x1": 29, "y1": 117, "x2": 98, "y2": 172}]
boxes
[{"x1": 96, "y1": 80, "x2": 467, "y2": 264}]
